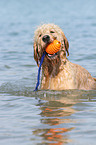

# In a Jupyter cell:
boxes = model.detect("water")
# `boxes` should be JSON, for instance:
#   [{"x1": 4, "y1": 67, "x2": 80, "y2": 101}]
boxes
[{"x1": 0, "y1": 0, "x2": 96, "y2": 144}]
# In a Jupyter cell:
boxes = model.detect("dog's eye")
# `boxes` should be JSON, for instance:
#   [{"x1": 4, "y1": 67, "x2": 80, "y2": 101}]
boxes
[
  {"x1": 39, "y1": 34, "x2": 42, "y2": 37},
  {"x1": 50, "y1": 31, "x2": 55, "y2": 33}
]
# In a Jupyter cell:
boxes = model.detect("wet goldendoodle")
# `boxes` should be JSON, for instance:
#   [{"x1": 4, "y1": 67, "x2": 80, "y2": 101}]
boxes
[{"x1": 33, "y1": 24, "x2": 96, "y2": 90}]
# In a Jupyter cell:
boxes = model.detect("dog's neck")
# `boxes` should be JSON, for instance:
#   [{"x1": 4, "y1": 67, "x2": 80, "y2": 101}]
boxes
[
  {"x1": 41, "y1": 53, "x2": 67, "y2": 90},
  {"x1": 42, "y1": 55, "x2": 67, "y2": 78}
]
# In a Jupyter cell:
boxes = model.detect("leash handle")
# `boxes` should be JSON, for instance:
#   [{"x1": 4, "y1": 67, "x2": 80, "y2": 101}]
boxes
[{"x1": 34, "y1": 52, "x2": 46, "y2": 91}]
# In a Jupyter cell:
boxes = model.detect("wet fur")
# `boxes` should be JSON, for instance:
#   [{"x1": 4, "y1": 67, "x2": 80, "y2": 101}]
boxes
[{"x1": 34, "y1": 24, "x2": 96, "y2": 90}]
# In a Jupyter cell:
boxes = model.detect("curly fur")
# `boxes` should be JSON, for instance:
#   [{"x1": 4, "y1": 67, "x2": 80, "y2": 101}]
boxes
[{"x1": 33, "y1": 24, "x2": 96, "y2": 90}]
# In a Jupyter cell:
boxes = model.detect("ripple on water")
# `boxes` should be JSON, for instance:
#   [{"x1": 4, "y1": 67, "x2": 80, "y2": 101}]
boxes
[{"x1": 0, "y1": 82, "x2": 96, "y2": 145}]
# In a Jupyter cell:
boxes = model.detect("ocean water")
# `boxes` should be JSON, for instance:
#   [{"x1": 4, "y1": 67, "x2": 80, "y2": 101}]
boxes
[{"x1": 0, "y1": 0, "x2": 96, "y2": 144}]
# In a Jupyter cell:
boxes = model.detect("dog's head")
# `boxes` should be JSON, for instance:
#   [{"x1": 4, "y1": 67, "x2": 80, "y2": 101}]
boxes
[{"x1": 34, "y1": 24, "x2": 69, "y2": 66}]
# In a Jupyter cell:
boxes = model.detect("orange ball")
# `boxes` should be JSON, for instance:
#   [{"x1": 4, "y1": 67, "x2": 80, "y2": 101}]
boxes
[{"x1": 46, "y1": 40, "x2": 61, "y2": 54}]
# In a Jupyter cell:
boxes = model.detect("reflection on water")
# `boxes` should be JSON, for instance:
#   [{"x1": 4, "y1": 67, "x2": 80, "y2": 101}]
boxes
[
  {"x1": 32, "y1": 93, "x2": 78, "y2": 144},
  {"x1": 33, "y1": 128, "x2": 73, "y2": 144},
  {"x1": 31, "y1": 90, "x2": 96, "y2": 144},
  {"x1": 0, "y1": 88, "x2": 96, "y2": 144}
]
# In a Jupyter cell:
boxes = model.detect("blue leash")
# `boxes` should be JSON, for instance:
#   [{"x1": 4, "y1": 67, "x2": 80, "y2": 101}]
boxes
[{"x1": 34, "y1": 51, "x2": 46, "y2": 91}]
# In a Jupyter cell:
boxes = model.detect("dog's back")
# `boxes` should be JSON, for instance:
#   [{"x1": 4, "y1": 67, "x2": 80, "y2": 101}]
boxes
[{"x1": 41, "y1": 59, "x2": 96, "y2": 90}]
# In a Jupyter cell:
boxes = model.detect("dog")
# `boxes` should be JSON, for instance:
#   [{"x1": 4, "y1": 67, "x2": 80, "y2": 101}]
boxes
[{"x1": 33, "y1": 24, "x2": 96, "y2": 90}]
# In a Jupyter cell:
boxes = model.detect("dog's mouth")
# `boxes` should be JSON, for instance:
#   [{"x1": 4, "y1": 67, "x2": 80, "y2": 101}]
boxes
[
  {"x1": 44, "y1": 41, "x2": 60, "y2": 59},
  {"x1": 46, "y1": 52, "x2": 58, "y2": 59},
  {"x1": 42, "y1": 37, "x2": 60, "y2": 59}
]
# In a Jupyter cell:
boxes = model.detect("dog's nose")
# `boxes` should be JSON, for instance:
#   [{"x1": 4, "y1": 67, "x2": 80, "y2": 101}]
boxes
[{"x1": 42, "y1": 35, "x2": 50, "y2": 43}]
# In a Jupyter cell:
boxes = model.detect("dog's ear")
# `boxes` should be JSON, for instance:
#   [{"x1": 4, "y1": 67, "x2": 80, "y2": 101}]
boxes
[
  {"x1": 62, "y1": 32, "x2": 69, "y2": 56},
  {"x1": 34, "y1": 42, "x2": 39, "y2": 66},
  {"x1": 64, "y1": 36, "x2": 69, "y2": 56}
]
